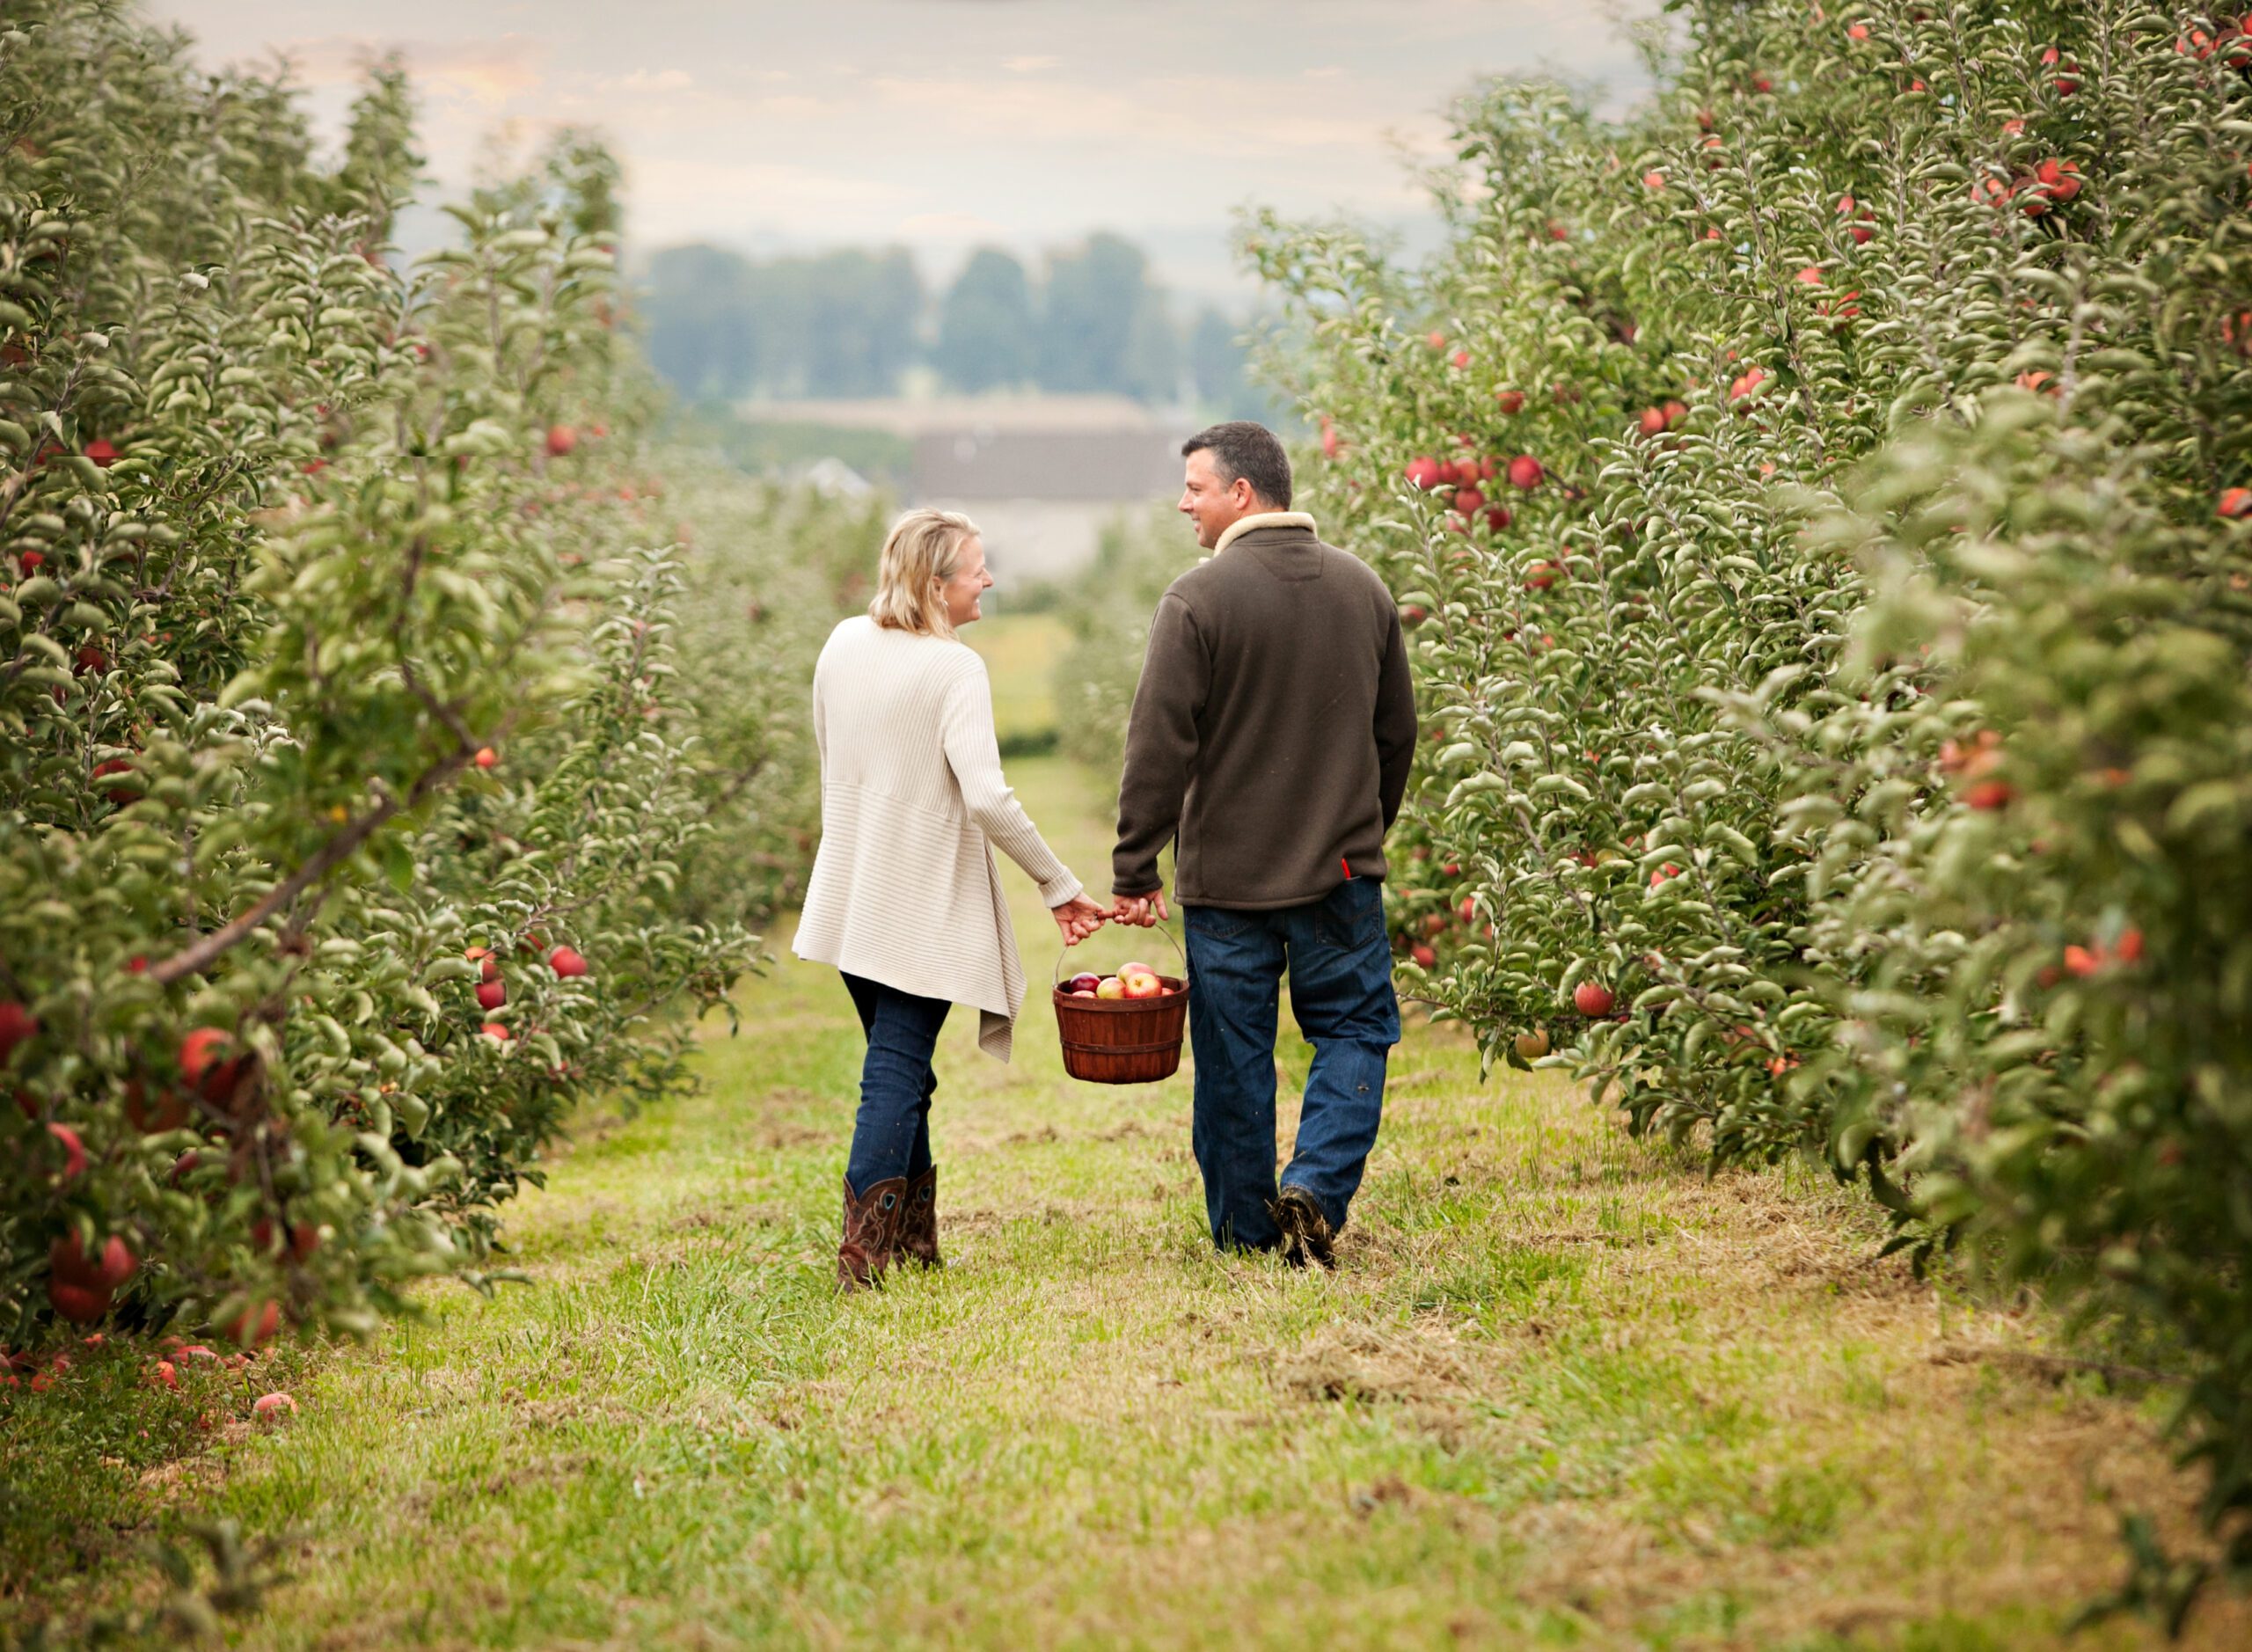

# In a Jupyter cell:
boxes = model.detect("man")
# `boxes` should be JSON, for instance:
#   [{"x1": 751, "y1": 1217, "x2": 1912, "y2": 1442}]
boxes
[{"x1": 1111, "y1": 421, "x2": 1418, "y2": 1266}]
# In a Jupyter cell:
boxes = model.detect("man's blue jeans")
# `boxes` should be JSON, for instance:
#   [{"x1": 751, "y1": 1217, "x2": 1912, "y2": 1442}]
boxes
[
  {"x1": 840, "y1": 972, "x2": 950, "y2": 1196},
  {"x1": 1182, "y1": 877, "x2": 1401, "y2": 1252}
]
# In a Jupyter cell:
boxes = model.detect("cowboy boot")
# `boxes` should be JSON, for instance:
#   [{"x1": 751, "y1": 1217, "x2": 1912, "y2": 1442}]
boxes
[
  {"x1": 837, "y1": 1173, "x2": 908, "y2": 1290},
  {"x1": 898, "y1": 1165, "x2": 941, "y2": 1268}
]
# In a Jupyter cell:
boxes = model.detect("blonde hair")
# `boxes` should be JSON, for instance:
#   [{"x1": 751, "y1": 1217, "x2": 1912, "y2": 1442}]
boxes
[{"x1": 868, "y1": 508, "x2": 981, "y2": 638}]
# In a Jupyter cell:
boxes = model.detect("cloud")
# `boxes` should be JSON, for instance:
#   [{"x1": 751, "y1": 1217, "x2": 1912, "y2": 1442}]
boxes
[
  {"x1": 249, "y1": 33, "x2": 546, "y2": 107},
  {"x1": 607, "y1": 68, "x2": 693, "y2": 94},
  {"x1": 149, "y1": 0, "x2": 1658, "y2": 299}
]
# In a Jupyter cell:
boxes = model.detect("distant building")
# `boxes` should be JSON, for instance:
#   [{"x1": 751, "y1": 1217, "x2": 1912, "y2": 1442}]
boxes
[
  {"x1": 738, "y1": 394, "x2": 1185, "y2": 580},
  {"x1": 801, "y1": 457, "x2": 874, "y2": 501}
]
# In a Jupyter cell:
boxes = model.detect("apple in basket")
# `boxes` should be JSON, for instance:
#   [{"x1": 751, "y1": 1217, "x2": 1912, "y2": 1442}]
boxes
[
  {"x1": 1094, "y1": 976, "x2": 1126, "y2": 1000},
  {"x1": 1066, "y1": 972, "x2": 1101, "y2": 994},
  {"x1": 1122, "y1": 971, "x2": 1165, "y2": 1000}
]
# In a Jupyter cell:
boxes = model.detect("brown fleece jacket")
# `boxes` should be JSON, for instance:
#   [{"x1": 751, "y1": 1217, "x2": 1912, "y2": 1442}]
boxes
[{"x1": 1112, "y1": 514, "x2": 1419, "y2": 910}]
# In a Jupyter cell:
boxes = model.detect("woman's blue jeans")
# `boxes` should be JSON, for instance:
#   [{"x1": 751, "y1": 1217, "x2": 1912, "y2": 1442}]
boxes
[
  {"x1": 840, "y1": 972, "x2": 951, "y2": 1197},
  {"x1": 1182, "y1": 877, "x2": 1401, "y2": 1252}
]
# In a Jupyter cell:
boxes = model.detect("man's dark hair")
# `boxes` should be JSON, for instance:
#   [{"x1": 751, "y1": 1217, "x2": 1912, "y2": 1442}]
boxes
[{"x1": 1182, "y1": 420, "x2": 1292, "y2": 510}]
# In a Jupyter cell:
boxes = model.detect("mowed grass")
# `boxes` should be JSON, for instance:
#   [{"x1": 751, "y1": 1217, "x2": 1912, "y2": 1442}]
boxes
[
  {"x1": 6, "y1": 659, "x2": 2248, "y2": 1648},
  {"x1": 967, "y1": 611, "x2": 1067, "y2": 745}
]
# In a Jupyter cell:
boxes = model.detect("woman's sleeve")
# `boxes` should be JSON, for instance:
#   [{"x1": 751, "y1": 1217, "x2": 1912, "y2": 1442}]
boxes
[{"x1": 940, "y1": 655, "x2": 1085, "y2": 909}]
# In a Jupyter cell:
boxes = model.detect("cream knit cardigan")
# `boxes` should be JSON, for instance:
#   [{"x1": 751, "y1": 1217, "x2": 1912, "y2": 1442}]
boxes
[{"x1": 793, "y1": 616, "x2": 1085, "y2": 1062}]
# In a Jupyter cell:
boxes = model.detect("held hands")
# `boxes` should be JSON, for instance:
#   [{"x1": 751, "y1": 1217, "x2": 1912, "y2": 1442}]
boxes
[
  {"x1": 1052, "y1": 887, "x2": 1170, "y2": 944},
  {"x1": 1052, "y1": 894, "x2": 1112, "y2": 946},
  {"x1": 1112, "y1": 889, "x2": 1170, "y2": 929}
]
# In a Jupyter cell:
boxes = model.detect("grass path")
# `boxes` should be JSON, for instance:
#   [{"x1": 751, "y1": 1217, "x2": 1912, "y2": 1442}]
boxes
[{"x1": 16, "y1": 628, "x2": 2247, "y2": 1648}]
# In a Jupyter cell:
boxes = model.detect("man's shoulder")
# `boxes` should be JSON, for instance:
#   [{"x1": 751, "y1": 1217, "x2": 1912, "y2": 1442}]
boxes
[{"x1": 1312, "y1": 538, "x2": 1393, "y2": 600}]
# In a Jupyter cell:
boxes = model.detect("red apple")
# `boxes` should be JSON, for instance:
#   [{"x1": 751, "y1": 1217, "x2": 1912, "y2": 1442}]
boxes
[
  {"x1": 48, "y1": 1280, "x2": 109, "y2": 1324},
  {"x1": 548, "y1": 946, "x2": 589, "y2": 978},
  {"x1": 97, "y1": 1236, "x2": 136, "y2": 1290},
  {"x1": 1495, "y1": 389, "x2": 1524, "y2": 414},
  {"x1": 226, "y1": 1301, "x2": 282, "y2": 1347},
  {"x1": 92, "y1": 757, "x2": 138, "y2": 804},
  {"x1": 0, "y1": 999, "x2": 34, "y2": 1067},
  {"x1": 1094, "y1": 977, "x2": 1126, "y2": 1001},
  {"x1": 179, "y1": 1027, "x2": 243, "y2": 1101},
  {"x1": 473, "y1": 746, "x2": 498, "y2": 770},
  {"x1": 1404, "y1": 456, "x2": 1443, "y2": 491},
  {"x1": 1963, "y1": 778, "x2": 2015, "y2": 810},
  {"x1": 1066, "y1": 973, "x2": 1101, "y2": 994},
  {"x1": 479, "y1": 1021, "x2": 511, "y2": 1042},
  {"x1": 252, "y1": 1392, "x2": 296, "y2": 1420},
  {"x1": 1507, "y1": 455, "x2": 1545, "y2": 490},
  {"x1": 2218, "y1": 487, "x2": 2251, "y2": 520},
  {"x1": 545, "y1": 424, "x2": 577, "y2": 457},
  {"x1": 48, "y1": 1122, "x2": 87, "y2": 1179},
  {"x1": 1122, "y1": 972, "x2": 1163, "y2": 1001},
  {"x1": 1573, "y1": 980, "x2": 1616, "y2": 1017},
  {"x1": 124, "y1": 1077, "x2": 190, "y2": 1133},
  {"x1": 476, "y1": 980, "x2": 507, "y2": 1012},
  {"x1": 2035, "y1": 157, "x2": 2081, "y2": 201},
  {"x1": 1410, "y1": 943, "x2": 1436, "y2": 969},
  {"x1": 1637, "y1": 406, "x2": 1667, "y2": 437},
  {"x1": 84, "y1": 438, "x2": 117, "y2": 467}
]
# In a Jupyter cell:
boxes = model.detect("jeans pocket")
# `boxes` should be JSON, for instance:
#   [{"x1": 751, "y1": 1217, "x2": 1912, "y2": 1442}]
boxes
[
  {"x1": 1188, "y1": 905, "x2": 1257, "y2": 942},
  {"x1": 1314, "y1": 880, "x2": 1385, "y2": 954}
]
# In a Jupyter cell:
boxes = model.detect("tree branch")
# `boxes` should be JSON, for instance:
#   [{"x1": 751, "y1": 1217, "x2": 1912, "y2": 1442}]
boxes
[{"x1": 149, "y1": 744, "x2": 476, "y2": 987}]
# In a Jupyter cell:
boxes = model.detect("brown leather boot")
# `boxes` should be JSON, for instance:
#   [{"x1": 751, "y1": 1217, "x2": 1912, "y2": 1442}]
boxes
[
  {"x1": 898, "y1": 1165, "x2": 940, "y2": 1268},
  {"x1": 837, "y1": 1173, "x2": 907, "y2": 1290}
]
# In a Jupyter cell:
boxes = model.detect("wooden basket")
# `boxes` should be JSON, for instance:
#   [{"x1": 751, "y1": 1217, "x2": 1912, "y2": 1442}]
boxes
[{"x1": 1052, "y1": 935, "x2": 1189, "y2": 1085}]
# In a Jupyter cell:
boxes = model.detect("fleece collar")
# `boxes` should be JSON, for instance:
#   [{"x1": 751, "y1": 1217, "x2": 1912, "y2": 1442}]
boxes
[{"x1": 1212, "y1": 510, "x2": 1318, "y2": 557}]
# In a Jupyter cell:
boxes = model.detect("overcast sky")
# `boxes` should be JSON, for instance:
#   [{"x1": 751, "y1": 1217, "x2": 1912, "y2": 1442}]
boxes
[{"x1": 149, "y1": 1, "x2": 1654, "y2": 304}]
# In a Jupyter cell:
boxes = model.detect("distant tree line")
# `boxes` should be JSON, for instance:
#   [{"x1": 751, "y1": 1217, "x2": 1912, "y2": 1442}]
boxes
[{"x1": 640, "y1": 231, "x2": 1261, "y2": 412}]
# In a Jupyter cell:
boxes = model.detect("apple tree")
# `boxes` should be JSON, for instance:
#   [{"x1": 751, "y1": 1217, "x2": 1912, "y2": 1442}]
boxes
[
  {"x1": 1247, "y1": 0, "x2": 2252, "y2": 1603},
  {"x1": 0, "y1": 1, "x2": 830, "y2": 1349}
]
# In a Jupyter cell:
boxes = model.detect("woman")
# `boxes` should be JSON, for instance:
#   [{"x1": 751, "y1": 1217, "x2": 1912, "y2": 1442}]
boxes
[{"x1": 793, "y1": 508, "x2": 1110, "y2": 1289}]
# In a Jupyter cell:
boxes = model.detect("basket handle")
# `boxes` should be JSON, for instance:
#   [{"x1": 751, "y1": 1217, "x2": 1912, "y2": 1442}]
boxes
[{"x1": 1053, "y1": 919, "x2": 1188, "y2": 989}]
